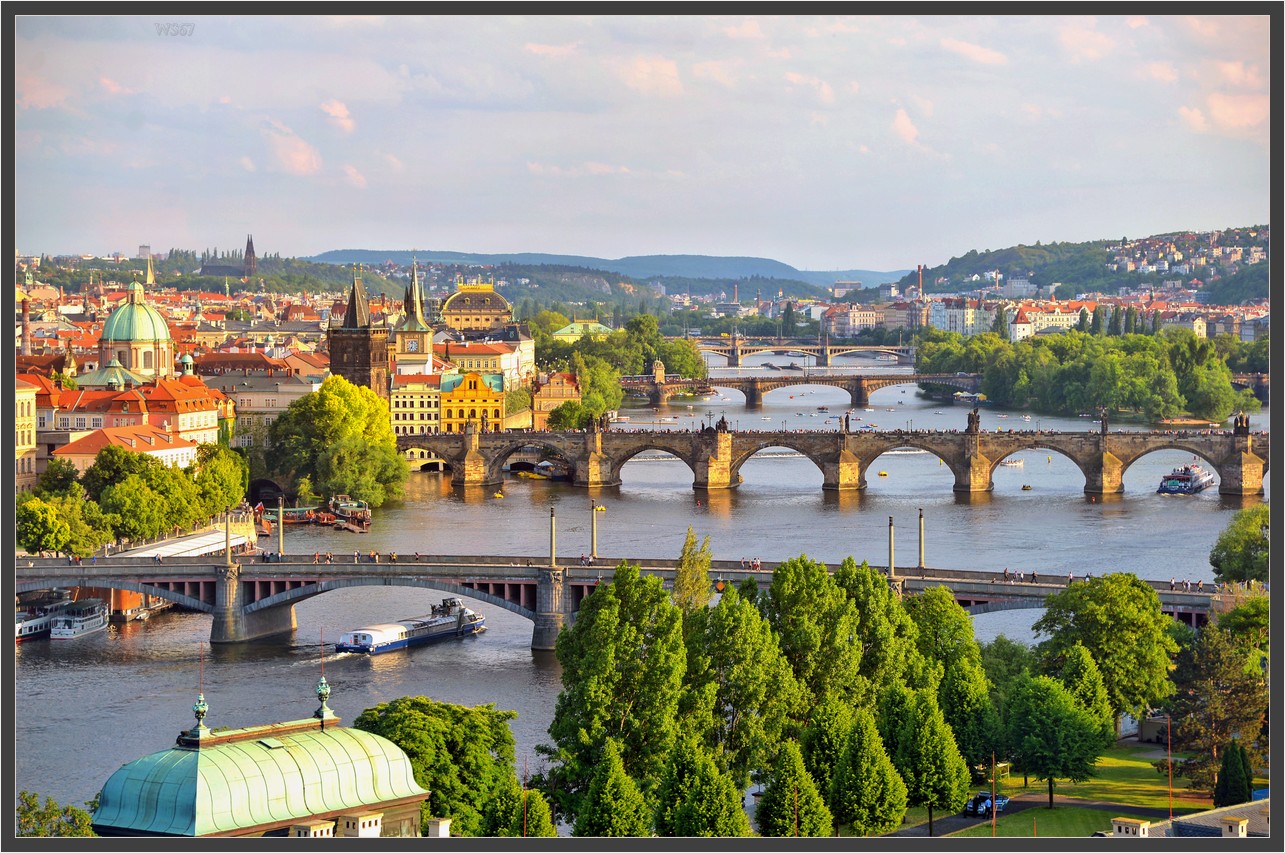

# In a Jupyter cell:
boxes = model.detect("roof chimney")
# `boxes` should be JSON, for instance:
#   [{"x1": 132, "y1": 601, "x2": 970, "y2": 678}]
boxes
[{"x1": 21, "y1": 297, "x2": 32, "y2": 356}]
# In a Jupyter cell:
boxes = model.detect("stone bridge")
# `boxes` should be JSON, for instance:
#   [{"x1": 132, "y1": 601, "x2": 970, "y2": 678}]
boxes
[
  {"x1": 15, "y1": 556, "x2": 1223, "y2": 648},
  {"x1": 683, "y1": 338, "x2": 916, "y2": 367},
  {"x1": 1230, "y1": 373, "x2": 1270, "y2": 405},
  {"x1": 620, "y1": 371, "x2": 977, "y2": 407},
  {"x1": 398, "y1": 419, "x2": 1268, "y2": 495}
]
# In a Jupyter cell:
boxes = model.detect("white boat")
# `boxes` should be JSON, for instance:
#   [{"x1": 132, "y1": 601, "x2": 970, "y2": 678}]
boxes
[
  {"x1": 335, "y1": 598, "x2": 486, "y2": 655},
  {"x1": 16, "y1": 594, "x2": 73, "y2": 642},
  {"x1": 50, "y1": 599, "x2": 109, "y2": 639},
  {"x1": 1000, "y1": 459, "x2": 1024, "y2": 467}
]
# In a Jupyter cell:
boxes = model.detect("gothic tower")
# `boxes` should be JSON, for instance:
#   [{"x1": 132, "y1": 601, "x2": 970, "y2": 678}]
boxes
[
  {"x1": 327, "y1": 265, "x2": 390, "y2": 399},
  {"x1": 243, "y1": 234, "x2": 257, "y2": 279},
  {"x1": 393, "y1": 258, "x2": 433, "y2": 376}
]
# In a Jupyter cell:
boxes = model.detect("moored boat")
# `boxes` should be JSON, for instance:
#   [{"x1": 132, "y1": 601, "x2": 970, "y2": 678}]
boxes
[
  {"x1": 329, "y1": 494, "x2": 372, "y2": 525},
  {"x1": 16, "y1": 593, "x2": 73, "y2": 642},
  {"x1": 50, "y1": 598, "x2": 109, "y2": 639},
  {"x1": 263, "y1": 506, "x2": 321, "y2": 524},
  {"x1": 1157, "y1": 464, "x2": 1215, "y2": 495},
  {"x1": 335, "y1": 598, "x2": 486, "y2": 655}
]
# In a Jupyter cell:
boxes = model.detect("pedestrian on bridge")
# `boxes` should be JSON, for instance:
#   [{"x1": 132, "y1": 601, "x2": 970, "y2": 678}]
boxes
[
  {"x1": 313, "y1": 552, "x2": 319, "y2": 564},
  {"x1": 326, "y1": 552, "x2": 333, "y2": 564},
  {"x1": 1067, "y1": 570, "x2": 1073, "y2": 585},
  {"x1": 353, "y1": 551, "x2": 359, "y2": 564},
  {"x1": 1031, "y1": 570, "x2": 1038, "y2": 584}
]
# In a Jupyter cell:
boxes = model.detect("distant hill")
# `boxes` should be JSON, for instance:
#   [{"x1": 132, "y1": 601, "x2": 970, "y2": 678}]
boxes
[{"x1": 303, "y1": 248, "x2": 908, "y2": 287}]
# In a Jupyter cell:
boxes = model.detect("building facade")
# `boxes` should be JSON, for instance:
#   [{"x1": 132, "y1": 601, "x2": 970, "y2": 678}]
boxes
[
  {"x1": 439, "y1": 372, "x2": 505, "y2": 433},
  {"x1": 15, "y1": 379, "x2": 38, "y2": 493},
  {"x1": 530, "y1": 372, "x2": 581, "y2": 430},
  {"x1": 327, "y1": 267, "x2": 390, "y2": 400},
  {"x1": 440, "y1": 276, "x2": 512, "y2": 332}
]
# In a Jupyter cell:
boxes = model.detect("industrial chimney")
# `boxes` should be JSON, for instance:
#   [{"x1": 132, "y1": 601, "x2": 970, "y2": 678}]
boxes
[{"x1": 21, "y1": 296, "x2": 32, "y2": 356}]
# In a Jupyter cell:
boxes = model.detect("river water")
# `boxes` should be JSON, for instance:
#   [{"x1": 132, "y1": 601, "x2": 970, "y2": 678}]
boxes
[{"x1": 13, "y1": 354, "x2": 1270, "y2": 810}]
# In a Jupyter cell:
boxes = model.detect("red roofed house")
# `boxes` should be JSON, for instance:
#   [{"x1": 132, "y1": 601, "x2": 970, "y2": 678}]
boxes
[
  {"x1": 53, "y1": 424, "x2": 199, "y2": 473},
  {"x1": 530, "y1": 372, "x2": 582, "y2": 430}
]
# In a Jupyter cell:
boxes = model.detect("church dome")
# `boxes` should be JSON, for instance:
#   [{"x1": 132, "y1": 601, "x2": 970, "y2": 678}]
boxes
[{"x1": 101, "y1": 281, "x2": 171, "y2": 344}]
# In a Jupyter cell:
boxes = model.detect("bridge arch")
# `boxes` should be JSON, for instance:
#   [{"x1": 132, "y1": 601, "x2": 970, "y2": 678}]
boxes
[
  {"x1": 243, "y1": 577, "x2": 537, "y2": 621},
  {"x1": 607, "y1": 442, "x2": 700, "y2": 485},
  {"x1": 728, "y1": 440, "x2": 829, "y2": 484},
  {"x1": 1115, "y1": 442, "x2": 1268, "y2": 489},
  {"x1": 481, "y1": 438, "x2": 580, "y2": 484},
  {"x1": 248, "y1": 478, "x2": 287, "y2": 506},
  {"x1": 15, "y1": 579, "x2": 213, "y2": 613},
  {"x1": 987, "y1": 444, "x2": 1090, "y2": 488}
]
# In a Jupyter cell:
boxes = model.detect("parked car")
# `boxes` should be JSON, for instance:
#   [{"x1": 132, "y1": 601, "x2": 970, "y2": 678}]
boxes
[{"x1": 963, "y1": 792, "x2": 1010, "y2": 817}]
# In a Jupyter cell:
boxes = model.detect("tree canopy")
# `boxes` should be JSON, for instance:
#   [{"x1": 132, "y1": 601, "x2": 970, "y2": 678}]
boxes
[
  {"x1": 572, "y1": 738, "x2": 653, "y2": 837},
  {"x1": 756, "y1": 739, "x2": 833, "y2": 837},
  {"x1": 1006, "y1": 673, "x2": 1104, "y2": 807},
  {"x1": 1208, "y1": 505, "x2": 1270, "y2": 583}
]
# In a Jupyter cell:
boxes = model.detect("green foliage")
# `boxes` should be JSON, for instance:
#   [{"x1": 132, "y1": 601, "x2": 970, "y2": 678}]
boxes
[
  {"x1": 80, "y1": 443, "x2": 162, "y2": 502},
  {"x1": 756, "y1": 740, "x2": 833, "y2": 837},
  {"x1": 1208, "y1": 505, "x2": 1270, "y2": 583},
  {"x1": 652, "y1": 738, "x2": 751, "y2": 837},
  {"x1": 35, "y1": 458, "x2": 82, "y2": 498},
  {"x1": 572, "y1": 738, "x2": 653, "y2": 837},
  {"x1": 1213, "y1": 741, "x2": 1253, "y2": 808},
  {"x1": 1164, "y1": 626, "x2": 1268, "y2": 796},
  {"x1": 829, "y1": 707, "x2": 908, "y2": 836},
  {"x1": 890, "y1": 689, "x2": 971, "y2": 836},
  {"x1": 800, "y1": 696, "x2": 852, "y2": 801},
  {"x1": 834, "y1": 557, "x2": 929, "y2": 699},
  {"x1": 1006, "y1": 674, "x2": 1103, "y2": 807},
  {"x1": 16, "y1": 790, "x2": 96, "y2": 837},
  {"x1": 759, "y1": 554, "x2": 862, "y2": 705},
  {"x1": 547, "y1": 400, "x2": 590, "y2": 430},
  {"x1": 680, "y1": 586, "x2": 803, "y2": 790},
  {"x1": 16, "y1": 495, "x2": 71, "y2": 555},
  {"x1": 979, "y1": 634, "x2": 1036, "y2": 722},
  {"x1": 352, "y1": 696, "x2": 517, "y2": 837},
  {"x1": 540, "y1": 561, "x2": 686, "y2": 822},
  {"x1": 98, "y1": 474, "x2": 168, "y2": 542},
  {"x1": 505, "y1": 387, "x2": 532, "y2": 417},
  {"x1": 269, "y1": 375, "x2": 407, "y2": 505},
  {"x1": 481, "y1": 774, "x2": 557, "y2": 837},
  {"x1": 1034, "y1": 573, "x2": 1179, "y2": 721},
  {"x1": 672, "y1": 526, "x2": 713, "y2": 614},
  {"x1": 1053, "y1": 643, "x2": 1116, "y2": 749},
  {"x1": 1215, "y1": 595, "x2": 1270, "y2": 657},
  {"x1": 45, "y1": 493, "x2": 115, "y2": 557}
]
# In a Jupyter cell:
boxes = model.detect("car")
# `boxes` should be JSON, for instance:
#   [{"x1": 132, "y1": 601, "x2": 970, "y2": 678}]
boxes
[{"x1": 963, "y1": 792, "x2": 1010, "y2": 817}]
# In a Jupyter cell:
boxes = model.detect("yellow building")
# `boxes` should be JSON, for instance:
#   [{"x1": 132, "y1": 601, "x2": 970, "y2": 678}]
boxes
[
  {"x1": 16, "y1": 378, "x2": 39, "y2": 493},
  {"x1": 551, "y1": 320, "x2": 614, "y2": 343},
  {"x1": 440, "y1": 276, "x2": 512, "y2": 332},
  {"x1": 439, "y1": 372, "x2": 504, "y2": 433},
  {"x1": 531, "y1": 372, "x2": 581, "y2": 430},
  {"x1": 390, "y1": 374, "x2": 444, "y2": 469}
]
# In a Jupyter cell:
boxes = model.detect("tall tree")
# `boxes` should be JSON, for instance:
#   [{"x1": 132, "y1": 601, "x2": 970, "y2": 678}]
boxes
[
  {"x1": 1208, "y1": 505, "x2": 1270, "y2": 584},
  {"x1": 652, "y1": 738, "x2": 751, "y2": 837},
  {"x1": 1076, "y1": 307, "x2": 1090, "y2": 332},
  {"x1": 16, "y1": 791, "x2": 95, "y2": 837},
  {"x1": 834, "y1": 558, "x2": 930, "y2": 698},
  {"x1": 800, "y1": 696, "x2": 853, "y2": 803},
  {"x1": 540, "y1": 561, "x2": 686, "y2": 822},
  {"x1": 680, "y1": 586, "x2": 802, "y2": 790},
  {"x1": 1212, "y1": 741, "x2": 1253, "y2": 808},
  {"x1": 672, "y1": 525, "x2": 713, "y2": 615},
  {"x1": 1164, "y1": 626, "x2": 1268, "y2": 796},
  {"x1": 98, "y1": 474, "x2": 168, "y2": 542},
  {"x1": 1006, "y1": 674, "x2": 1103, "y2": 808},
  {"x1": 891, "y1": 689, "x2": 970, "y2": 836},
  {"x1": 1034, "y1": 573, "x2": 1178, "y2": 726},
  {"x1": 15, "y1": 495, "x2": 70, "y2": 556},
  {"x1": 1089, "y1": 305, "x2": 1105, "y2": 335},
  {"x1": 1107, "y1": 305, "x2": 1123, "y2": 336},
  {"x1": 352, "y1": 696, "x2": 517, "y2": 837},
  {"x1": 80, "y1": 443, "x2": 162, "y2": 502},
  {"x1": 481, "y1": 773, "x2": 557, "y2": 837},
  {"x1": 759, "y1": 554, "x2": 862, "y2": 704},
  {"x1": 194, "y1": 443, "x2": 248, "y2": 514},
  {"x1": 1053, "y1": 643, "x2": 1116, "y2": 749},
  {"x1": 34, "y1": 458, "x2": 82, "y2": 498},
  {"x1": 1124, "y1": 305, "x2": 1139, "y2": 335},
  {"x1": 756, "y1": 740, "x2": 833, "y2": 837},
  {"x1": 829, "y1": 707, "x2": 908, "y2": 836},
  {"x1": 573, "y1": 738, "x2": 652, "y2": 837}
]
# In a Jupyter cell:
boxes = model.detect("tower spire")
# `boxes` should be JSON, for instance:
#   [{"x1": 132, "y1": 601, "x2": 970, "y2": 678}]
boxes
[
  {"x1": 145, "y1": 254, "x2": 155, "y2": 286},
  {"x1": 342, "y1": 264, "x2": 371, "y2": 329}
]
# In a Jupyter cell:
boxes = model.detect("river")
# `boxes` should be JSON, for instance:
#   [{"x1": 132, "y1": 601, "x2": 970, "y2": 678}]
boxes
[{"x1": 13, "y1": 353, "x2": 1270, "y2": 811}]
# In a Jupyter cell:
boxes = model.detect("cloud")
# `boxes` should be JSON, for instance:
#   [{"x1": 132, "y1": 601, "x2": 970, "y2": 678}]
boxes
[
  {"x1": 1059, "y1": 25, "x2": 1114, "y2": 62},
  {"x1": 59, "y1": 137, "x2": 118, "y2": 157},
  {"x1": 219, "y1": 95, "x2": 233, "y2": 105},
  {"x1": 939, "y1": 37, "x2": 1008, "y2": 65},
  {"x1": 382, "y1": 152, "x2": 405, "y2": 172},
  {"x1": 238, "y1": 156, "x2": 256, "y2": 172},
  {"x1": 527, "y1": 161, "x2": 632, "y2": 177},
  {"x1": 847, "y1": 81, "x2": 861, "y2": 94},
  {"x1": 1206, "y1": 92, "x2": 1269, "y2": 130},
  {"x1": 1141, "y1": 62, "x2": 1178, "y2": 83},
  {"x1": 1177, "y1": 105, "x2": 1208, "y2": 132},
  {"x1": 526, "y1": 42, "x2": 580, "y2": 58},
  {"x1": 16, "y1": 73, "x2": 70, "y2": 109},
  {"x1": 616, "y1": 55, "x2": 683, "y2": 97},
  {"x1": 1126, "y1": 16, "x2": 1149, "y2": 28},
  {"x1": 892, "y1": 107, "x2": 920, "y2": 145},
  {"x1": 1215, "y1": 61, "x2": 1263, "y2": 89},
  {"x1": 342, "y1": 164, "x2": 367, "y2": 188},
  {"x1": 910, "y1": 94, "x2": 934, "y2": 118},
  {"x1": 692, "y1": 60, "x2": 737, "y2": 87},
  {"x1": 262, "y1": 120, "x2": 322, "y2": 175},
  {"x1": 99, "y1": 76, "x2": 134, "y2": 95},
  {"x1": 785, "y1": 71, "x2": 835, "y2": 105},
  {"x1": 858, "y1": 144, "x2": 871, "y2": 154},
  {"x1": 1182, "y1": 16, "x2": 1220, "y2": 38},
  {"x1": 722, "y1": 19, "x2": 766, "y2": 40},
  {"x1": 320, "y1": 99, "x2": 354, "y2": 133}
]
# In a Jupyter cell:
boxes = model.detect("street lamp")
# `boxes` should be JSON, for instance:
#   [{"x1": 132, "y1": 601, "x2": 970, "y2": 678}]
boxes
[{"x1": 590, "y1": 499, "x2": 606, "y2": 560}]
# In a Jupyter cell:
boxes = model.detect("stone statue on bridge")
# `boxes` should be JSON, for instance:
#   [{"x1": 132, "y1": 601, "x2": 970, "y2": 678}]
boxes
[{"x1": 967, "y1": 407, "x2": 980, "y2": 434}]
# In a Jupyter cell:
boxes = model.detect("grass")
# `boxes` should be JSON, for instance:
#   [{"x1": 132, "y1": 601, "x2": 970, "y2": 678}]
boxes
[
  {"x1": 1028, "y1": 743, "x2": 1207, "y2": 814},
  {"x1": 948, "y1": 806, "x2": 1113, "y2": 838}
]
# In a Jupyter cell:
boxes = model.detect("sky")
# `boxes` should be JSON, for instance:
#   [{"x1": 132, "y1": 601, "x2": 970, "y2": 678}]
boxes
[{"x1": 12, "y1": 13, "x2": 1273, "y2": 272}]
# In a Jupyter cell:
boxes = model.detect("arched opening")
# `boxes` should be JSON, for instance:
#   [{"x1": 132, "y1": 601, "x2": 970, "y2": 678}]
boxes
[
  {"x1": 1120, "y1": 448, "x2": 1221, "y2": 499},
  {"x1": 494, "y1": 442, "x2": 576, "y2": 483},
  {"x1": 730, "y1": 443, "x2": 825, "y2": 498},
  {"x1": 989, "y1": 446, "x2": 1087, "y2": 495},
  {"x1": 860, "y1": 442, "x2": 957, "y2": 494}
]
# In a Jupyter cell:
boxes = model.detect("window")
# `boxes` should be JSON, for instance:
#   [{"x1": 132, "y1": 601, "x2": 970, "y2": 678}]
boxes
[
  {"x1": 143, "y1": 351, "x2": 153, "y2": 369},
  {"x1": 75, "y1": 417, "x2": 86, "y2": 429}
]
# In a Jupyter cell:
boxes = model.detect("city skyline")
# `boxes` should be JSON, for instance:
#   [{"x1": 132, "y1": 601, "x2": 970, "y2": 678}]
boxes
[{"x1": 14, "y1": 13, "x2": 1272, "y2": 271}]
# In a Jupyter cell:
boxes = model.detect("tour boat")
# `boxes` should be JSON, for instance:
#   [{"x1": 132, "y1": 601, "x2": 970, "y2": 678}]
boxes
[
  {"x1": 329, "y1": 494, "x2": 372, "y2": 522},
  {"x1": 263, "y1": 506, "x2": 321, "y2": 524},
  {"x1": 1000, "y1": 459, "x2": 1024, "y2": 467},
  {"x1": 15, "y1": 594, "x2": 73, "y2": 642},
  {"x1": 334, "y1": 598, "x2": 486, "y2": 655},
  {"x1": 49, "y1": 599, "x2": 109, "y2": 639},
  {"x1": 1157, "y1": 464, "x2": 1216, "y2": 495}
]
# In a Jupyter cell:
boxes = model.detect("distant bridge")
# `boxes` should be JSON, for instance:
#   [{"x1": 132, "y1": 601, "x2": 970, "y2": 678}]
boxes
[
  {"x1": 15, "y1": 555, "x2": 1225, "y2": 648},
  {"x1": 1230, "y1": 373, "x2": 1270, "y2": 404},
  {"x1": 620, "y1": 371, "x2": 978, "y2": 407},
  {"x1": 397, "y1": 417, "x2": 1268, "y2": 495},
  {"x1": 677, "y1": 337, "x2": 915, "y2": 367}
]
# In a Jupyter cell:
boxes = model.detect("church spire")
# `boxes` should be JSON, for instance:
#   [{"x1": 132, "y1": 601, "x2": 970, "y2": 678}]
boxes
[
  {"x1": 341, "y1": 264, "x2": 371, "y2": 329},
  {"x1": 145, "y1": 254, "x2": 155, "y2": 286},
  {"x1": 399, "y1": 257, "x2": 430, "y2": 332}
]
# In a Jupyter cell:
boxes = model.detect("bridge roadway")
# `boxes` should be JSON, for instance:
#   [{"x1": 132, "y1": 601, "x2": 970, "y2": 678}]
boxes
[
  {"x1": 619, "y1": 371, "x2": 979, "y2": 407},
  {"x1": 15, "y1": 554, "x2": 1223, "y2": 649},
  {"x1": 397, "y1": 419, "x2": 1268, "y2": 495},
  {"x1": 678, "y1": 338, "x2": 916, "y2": 367}
]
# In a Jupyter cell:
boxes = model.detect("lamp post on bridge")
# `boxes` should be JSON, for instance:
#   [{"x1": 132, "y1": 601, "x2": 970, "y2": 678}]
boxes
[
  {"x1": 549, "y1": 507, "x2": 557, "y2": 567},
  {"x1": 278, "y1": 494, "x2": 284, "y2": 556},
  {"x1": 888, "y1": 515, "x2": 896, "y2": 580},
  {"x1": 918, "y1": 507, "x2": 925, "y2": 570},
  {"x1": 590, "y1": 499, "x2": 606, "y2": 560}
]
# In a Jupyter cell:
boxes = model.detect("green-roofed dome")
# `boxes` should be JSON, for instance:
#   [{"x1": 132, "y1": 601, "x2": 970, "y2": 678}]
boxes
[
  {"x1": 101, "y1": 281, "x2": 171, "y2": 344},
  {"x1": 92, "y1": 722, "x2": 428, "y2": 836}
]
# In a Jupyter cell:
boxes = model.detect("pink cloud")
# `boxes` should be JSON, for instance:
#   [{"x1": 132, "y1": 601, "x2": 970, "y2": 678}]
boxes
[
  {"x1": 1126, "y1": 16, "x2": 1149, "y2": 28},
  {"x1": 1215, "y1": 61, "x2": 1263, "y2": 89},
  {"x1": 1141, "y1": 62, "x2": 1178, "y2": 83},
  {"x1": 1206, "y1": 92, "x2": 1268, "y2": 130},
  {"x1": 16, "y1": 73, "x2": 70, "y2": 110},
  {"x1": 1177, "y1": 105, "x2": 1208, "y2": 132},
  {"x1": 1059, "y1": 25, "x2": 1114, "y2": 62},
  {"x1": 263, "y1": 120, "x2": 323, "y2": 175},
  {"x1": 692, "y1": 61, "x2": 737, "y2": 88},
  {"x1": 526, "y1": 42, "x2": 580, "y2": 58},
  {"x1": 785, "y1": 71, "x2": 835, "y2": 105},
  {"x1": 99, "y1": 76, "x2": 134, "y2": 96},
  {"x1": 616, "y1": 56, "x2": 683, "y2": 97},
  {"x1": 238, "y1": 156, "x2": 256, "y2": 172},
  {"x1": 342, "y1": 165, "x2": 367, "y2": 188},
  {"x1": 320, "y1": 99, "x2": 354, "y2": 133},
  {"x1": 892, "y1": 108, "x2": 919, "y2": 145},
  {"x1": 382, "y1": 152, "x2": 405, "y2": 172},
  {"x1": 939, "y1": 37, "x2": 1008, "y2": 66},
  {"x1": 723, "y1": 19, "x2": 766, "y2": 40}
]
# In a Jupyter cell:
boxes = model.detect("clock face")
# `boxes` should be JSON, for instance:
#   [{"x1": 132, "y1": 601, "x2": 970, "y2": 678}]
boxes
[{"x1": 405, "y1": 339, "x2": 419, "y2": 352}]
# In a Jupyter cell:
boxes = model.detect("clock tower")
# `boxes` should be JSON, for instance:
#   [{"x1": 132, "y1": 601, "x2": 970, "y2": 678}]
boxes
[{"x1": 393, "y1": 259, "x2": 434, "y2": 376}]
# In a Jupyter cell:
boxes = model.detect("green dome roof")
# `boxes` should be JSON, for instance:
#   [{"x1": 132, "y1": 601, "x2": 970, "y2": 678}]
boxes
[
  {"x1": 92, "y1": 721, "x2": 428, "y2": 836},
  {"x1": 101, "y1": 281, "x2": 171, "y2": 344}
]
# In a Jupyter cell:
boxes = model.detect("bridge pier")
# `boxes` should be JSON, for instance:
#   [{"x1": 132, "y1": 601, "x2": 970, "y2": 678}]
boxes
[
  {"x1": 728, "y1": 346, "x2": 742, "y2": 368},
  {"x1": 818, "y1": 346, "x2": 831, "y2": 367},
  {"x1": 209, "y1": 563, "x2": 297, "y2": 644},
  {"x1": 576, "y1": 431, "x2": 622, "y2": 487},
  {"x1": 844, "y1": 381, "x2": 870, "y2": 409},
  {"x1": 695, "y1": 428, "x2": 739, "y2": 489},
  {"x1": 821, "y1": 450, "x2": 863, "y2": 490},
  {"x1": 1218, "y1": 439, "x2": 1267, "y2": 496},
  {"x1": 742, "y1": 380, "x2": 763, "y2": 408},
  {"x1": 531, "y1": 567, "x2": 566, "y2": 651},
  {"x1": 1083, "y1": 450, "x2": 1125, "y2": 495}
]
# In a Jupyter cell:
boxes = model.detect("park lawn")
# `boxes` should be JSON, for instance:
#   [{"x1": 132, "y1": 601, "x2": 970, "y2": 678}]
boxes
[
  {"x1": 1015, "y1": 744, "x2": 1207, "y2": 814},
  {"x1": 948, "y1": 806, "x2": 1113, "y2": 838}
]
